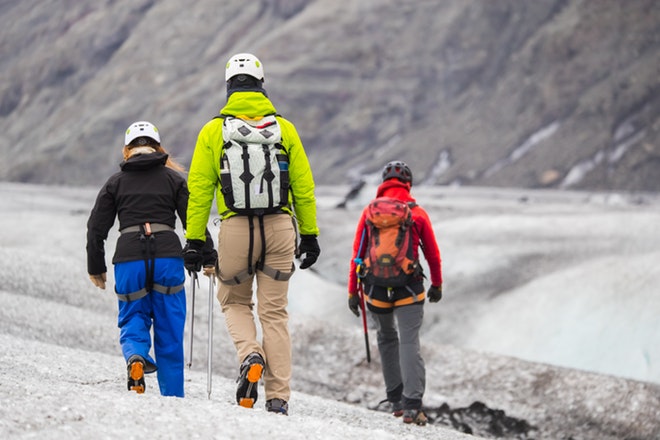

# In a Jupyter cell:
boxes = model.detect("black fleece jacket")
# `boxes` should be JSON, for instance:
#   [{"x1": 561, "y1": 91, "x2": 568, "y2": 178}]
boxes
[{"x1": 86, "y1": 152, "x2": 212, "y2": 275}]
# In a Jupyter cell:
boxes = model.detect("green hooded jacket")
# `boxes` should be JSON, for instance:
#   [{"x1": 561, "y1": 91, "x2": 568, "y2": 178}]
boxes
[{"x1": 186, "y1": 91, "x2": 319, "y2": 241}]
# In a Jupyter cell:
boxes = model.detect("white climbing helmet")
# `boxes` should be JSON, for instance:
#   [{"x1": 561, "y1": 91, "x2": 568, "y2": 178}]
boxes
[
  {"x1": 125, "y1": 121, "x2": 161, "y2": 145},
  {"x1": 225, "y1": 53, "x2": 265, "y2": 82}
]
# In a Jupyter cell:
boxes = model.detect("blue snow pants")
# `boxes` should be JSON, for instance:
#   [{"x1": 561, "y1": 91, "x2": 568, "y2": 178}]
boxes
[{"x1": 114, "y1": 257, "x2": 186, "y2": 397}]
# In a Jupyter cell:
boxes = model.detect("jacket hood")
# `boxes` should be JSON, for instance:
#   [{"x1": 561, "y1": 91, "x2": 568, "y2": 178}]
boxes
[
  {"x1": 220, "y1": 91, "x2": 277, "y2": 118},
  {"x1": 376, "y1": 179, "x2": 416, "y2": 203},
  {"x1": 120, "y1": 151, "x2": 168, "y2": 171}
]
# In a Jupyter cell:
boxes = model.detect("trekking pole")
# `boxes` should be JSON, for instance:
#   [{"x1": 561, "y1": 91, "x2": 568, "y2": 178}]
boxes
[
  {"x1": 187, "y1": 271, "x2": 198, "y2": 369},
  {"x1": 354, "y1": 227, "x2": 371, "y2": 363},
  {"x1": 207, "y1": 273, "x2": 215, "y2": 399},
  {"x1": 357, "y1": 280, "x2": 371, "y2": 363}
]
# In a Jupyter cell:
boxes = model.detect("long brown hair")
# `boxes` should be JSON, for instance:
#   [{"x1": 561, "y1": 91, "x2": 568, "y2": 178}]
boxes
[{"x1": 122, "y1": 144, "x2": 186, "y2": 173}]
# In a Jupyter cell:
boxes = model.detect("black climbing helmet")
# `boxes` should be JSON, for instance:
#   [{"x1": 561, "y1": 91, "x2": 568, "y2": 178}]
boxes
[{"x1": 382, "y1": 161, "x2": 413, "y2": 185}]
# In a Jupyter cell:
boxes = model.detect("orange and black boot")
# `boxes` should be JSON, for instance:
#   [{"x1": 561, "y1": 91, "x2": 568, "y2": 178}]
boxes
[
  {"x1": 236, "y1": 353, "x2": 265, "y2": 408},
  {"x1": 127, "y1": 355, "x2": 146, "y2": 394}
]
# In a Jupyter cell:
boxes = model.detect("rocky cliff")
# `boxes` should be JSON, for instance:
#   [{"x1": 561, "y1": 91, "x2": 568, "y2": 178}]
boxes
[{"x1": 1, "y1": 0, "x2": 658, "y2": 190}]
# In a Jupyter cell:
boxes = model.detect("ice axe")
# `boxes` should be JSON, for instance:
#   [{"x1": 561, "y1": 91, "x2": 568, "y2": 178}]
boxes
[
  {"x1": 206, "y1": 271, "x2": 215, "y2": 399},
  {"x1": 357, "y1": 279, "x2": 371, "y2": 363},
  {"x1": 187, "y1": 271, "x2": 198, "y2": 368},
  {"x1": 354, "y1": 227, "x2": 371, "y2": 363}
]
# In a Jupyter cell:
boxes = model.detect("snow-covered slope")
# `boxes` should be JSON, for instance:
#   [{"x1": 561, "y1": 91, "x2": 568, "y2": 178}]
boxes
[
  {"x1": 0, "y1": 334, "x2": 475, "y2": 440},
  {"x1": 1, "y1": 182, "x2": 659, "y2": 440},
  {"x1": 315, "y1": 183, "x2": 660, "y2": 384}
]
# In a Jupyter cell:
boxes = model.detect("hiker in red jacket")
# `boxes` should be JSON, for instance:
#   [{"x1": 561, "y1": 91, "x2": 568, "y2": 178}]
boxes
[{"x1": 348, "y1": 161, "x2": 443, "y2": 426}]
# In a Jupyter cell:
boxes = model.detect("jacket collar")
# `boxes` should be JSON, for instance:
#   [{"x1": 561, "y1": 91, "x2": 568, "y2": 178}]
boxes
[
  {"x1": 376, "y1": 179, "x2": 415, "y2": 204},
  {"x1": 120, "y1": 151, "x2": 168, "y2": 171},
  {"x1": 220, "y1": 91, "x2": 277, "y2": 118}
]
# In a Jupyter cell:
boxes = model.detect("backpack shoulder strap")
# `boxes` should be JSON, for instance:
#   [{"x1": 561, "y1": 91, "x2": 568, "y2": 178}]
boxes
[{"x1": 406, "y1": 201, "x2": 425, "y2": 252}]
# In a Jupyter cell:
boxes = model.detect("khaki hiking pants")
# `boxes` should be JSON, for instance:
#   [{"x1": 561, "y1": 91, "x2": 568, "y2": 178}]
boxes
[{"x1": 217, "y1": 213, "x2": 296, "y2": 401}]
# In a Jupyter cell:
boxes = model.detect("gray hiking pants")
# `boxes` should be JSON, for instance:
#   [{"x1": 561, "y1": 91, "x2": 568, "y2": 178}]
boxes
[{"x1": 372, "y1": 302, "x2": 425, "y2": 409}]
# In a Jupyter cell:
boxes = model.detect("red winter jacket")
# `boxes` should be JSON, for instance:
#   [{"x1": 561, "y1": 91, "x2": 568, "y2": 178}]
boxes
[{"x1": 347, "y1": 179, "x2": 442, "y2": 296}]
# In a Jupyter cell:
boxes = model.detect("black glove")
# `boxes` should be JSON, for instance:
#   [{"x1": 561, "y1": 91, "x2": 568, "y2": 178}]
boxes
[
  {"x1": 298, "y1": 235, "x2": 320, "y2": 270},
  {"x1": 201, "y1": 247, "x2": 218, "y2": 277},
  {"x1": 183, "y1": 239, "x2": 205, "y2": 273},
  {"x1": 348, "y1": 294, "x2": 360, "y2": 317},
  {"x1": 428, "y1": 285, "x2": 442, "y2": 303},
  {"x1": 202, "y1": 247, "x2": 218, "y2": 268}
]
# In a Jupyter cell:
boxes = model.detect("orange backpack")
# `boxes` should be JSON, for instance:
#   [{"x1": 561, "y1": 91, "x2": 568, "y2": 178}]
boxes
[{"x1": 361, "y1": 197, "x2": 419, "y2": 287}]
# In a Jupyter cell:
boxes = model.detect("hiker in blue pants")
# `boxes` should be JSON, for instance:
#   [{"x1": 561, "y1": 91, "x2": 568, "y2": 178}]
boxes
[
  {"x1": 115, "y1": 258, "x2": 187, "y2": 396},
  {"x1": 87, "y1": 121, "x2": 215, "y2": 397}
]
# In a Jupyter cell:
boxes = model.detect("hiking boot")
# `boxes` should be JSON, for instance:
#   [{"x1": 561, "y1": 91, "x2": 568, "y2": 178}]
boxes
[
  {"x1": 265, "y1": 398, "x2": 289, "y2": 416},
  {"x1": 403, "y1": 409, "x2": 428, "y2": 426},
  {"x1": 392, "y1": 401, "x2": 404, "y2": 417},
  {"x1": 127, "y1": 355, "x2": 146, "y2": 394},
  {"x1": 236, "y1": 352, "x2": 264, "y2": 408}
]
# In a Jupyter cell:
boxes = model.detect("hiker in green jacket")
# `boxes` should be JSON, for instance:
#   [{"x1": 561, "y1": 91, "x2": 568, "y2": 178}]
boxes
[{"x1": 183, "y1": 53, "x2": 320, "y2": 416}]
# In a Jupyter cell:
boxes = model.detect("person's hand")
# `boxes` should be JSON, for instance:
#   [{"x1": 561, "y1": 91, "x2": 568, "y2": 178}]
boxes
[
  {"x1": 203, "y1": 265, "x2": 216, "y2": 277},
  {"x1": 298, "y1": 235, "x2": 320, "y2": 269},
  {"x1": 89, "y1": 273, "x2": 106, "y2": 290},
  {"x1": 202, "y1": 247, "x2": 218, "y2": 277},
  {"x1": 428, "y1": 285, "x2": 442, "y2": 303},
  {"x1": 348, "y1": 294, "x2": 360, "y2": 317},
  {"x1": 183, "y1": 240, "x2": 205, "y2": 273}
]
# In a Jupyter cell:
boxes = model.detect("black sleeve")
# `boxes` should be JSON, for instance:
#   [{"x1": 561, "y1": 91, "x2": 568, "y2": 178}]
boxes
[
  {"x1": 86, "y1": 180, "x2": 117, "y2": 274},
  {"x1": 203, "y1": 228, "x2": 215, "y2": 253},
  {"x1": 176, "y1": 177, "x2": 190, "y2": 230}
]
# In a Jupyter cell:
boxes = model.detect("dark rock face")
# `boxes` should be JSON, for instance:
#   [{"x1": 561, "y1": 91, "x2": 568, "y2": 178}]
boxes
[
  {"x1": 1, "y1": 0, "x2": 658, "y2": 191},
  {"x1": 427, "y1": 401, "x2": 536, "y2": 439},
  {"x1": 375, "y1": 400, "x2": 537, "y2": 438}
]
